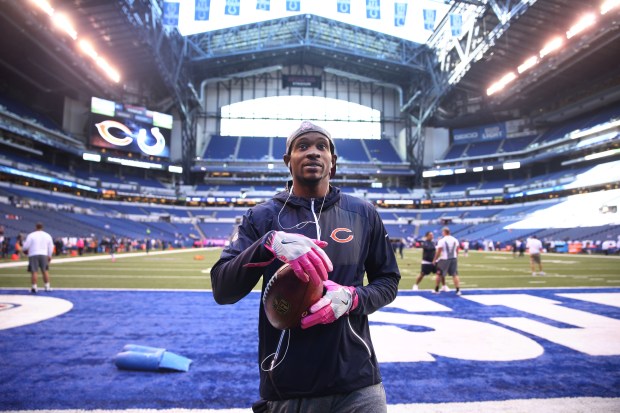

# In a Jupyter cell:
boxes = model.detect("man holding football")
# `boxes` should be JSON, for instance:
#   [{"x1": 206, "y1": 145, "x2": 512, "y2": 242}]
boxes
[{"x1": 211, "y1": 121, "x2": 401, "y2": 412}]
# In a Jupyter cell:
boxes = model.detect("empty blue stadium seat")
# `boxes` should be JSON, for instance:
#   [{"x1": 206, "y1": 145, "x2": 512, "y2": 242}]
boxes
[
  {"x1": 443, "y1": 143, "x2": 467, "y2": 160},
  {"x1": 237, "y1": 137, "x2": 270, "y2": 160},
  {"x1": 203, "y1": 135, "x2": 238, "y2": 159},
  {"x1": 334, "y1": 139, "x2": 369, "y2": 162},
  {"x1": 501, "y1": 135, "x2": 537, "y2": 152},
  {"x1": 466, "y1": 140, "x2": 502, "y2": 157},
  {"x1": 272, "y1": 137, "x2": 287, "y2": 158},
  {"x1": 364, "y1": 140, "x2": 403, "y2": 163}
]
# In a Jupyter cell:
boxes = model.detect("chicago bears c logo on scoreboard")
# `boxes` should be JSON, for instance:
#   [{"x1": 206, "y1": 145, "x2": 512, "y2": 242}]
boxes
[{"x1": 95, "y1": 120, "x2": 167, "y2": 156}]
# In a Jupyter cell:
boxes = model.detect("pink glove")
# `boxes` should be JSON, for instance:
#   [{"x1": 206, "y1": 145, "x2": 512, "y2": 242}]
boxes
[
  {"x1": 263, "y1": 231, "x2": 332, "y2": 284},
  {"x1": 301, "y1": 280, "x2": 358, "y2": 329}
]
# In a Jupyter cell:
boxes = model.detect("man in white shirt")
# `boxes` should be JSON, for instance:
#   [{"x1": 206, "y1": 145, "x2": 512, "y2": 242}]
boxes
[
  {"x1": 432, "y1": 227, "x2": 462, "y2": 296},
  {"x1": 526, "y1": 235, "x2": 545, "y2": 276},
  {"x1": 22, "y1": 222, "x2": 54, "y2": 293}
]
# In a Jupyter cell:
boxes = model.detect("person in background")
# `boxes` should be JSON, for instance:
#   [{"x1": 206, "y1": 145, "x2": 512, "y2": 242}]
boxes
[
  {"x1": 22, "y1": 222, "x2": 54, "y2": 293},
  {"x1": 462, "y1": 239, "x2": 469, "y2": 257},
  {"x1": 76, "y1": 237, "x2": 85, "y2": 256},
  {"x1": 14, "y1": 234, "x2": 24, "y2": 258},
  {"x1": 110, "y1": 236, "x2": 118, "y2": 262},
  {"x1": 210, "y1": 121, "x2": 400, "y2": 413},
  {"x1": 433, "y1": 227, "x2": 462, "y2": 296},
  {"x1": 512, "y1": 239, "x2": 519, "y2": 258},
  {"x1": 526, "y1": 235, "x2": 545, "y2": 276},
  {"x1": 54, "y1": 237, "x2": 64, "y2": 256},
  {"x1": 412, "y1": 232, "x2": 442, "y2": 291}
]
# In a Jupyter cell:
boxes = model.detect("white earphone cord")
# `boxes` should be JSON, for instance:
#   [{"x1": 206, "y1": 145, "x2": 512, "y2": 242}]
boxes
[{"x1": 277, "y1": 185, "x2": 328, "y2": 240}]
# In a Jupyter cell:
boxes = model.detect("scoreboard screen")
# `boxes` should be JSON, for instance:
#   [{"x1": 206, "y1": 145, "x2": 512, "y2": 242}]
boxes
[{"x1": 89, "y1": 97, "x2": 173, "y2": 158}]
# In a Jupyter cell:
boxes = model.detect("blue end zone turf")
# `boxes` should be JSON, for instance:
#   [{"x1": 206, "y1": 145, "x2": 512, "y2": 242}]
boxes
[{"x1": 0, "y1": 288, "x2": 619, "y2": 410}]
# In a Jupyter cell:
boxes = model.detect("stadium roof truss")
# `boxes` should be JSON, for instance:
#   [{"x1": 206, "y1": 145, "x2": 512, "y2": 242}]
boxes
[
  {"x1": 184, "y1": 14, "x2": 434, "y2": 90},
  {"x1": 432, "y1": 0, "x2": 620, "y2": 126}
]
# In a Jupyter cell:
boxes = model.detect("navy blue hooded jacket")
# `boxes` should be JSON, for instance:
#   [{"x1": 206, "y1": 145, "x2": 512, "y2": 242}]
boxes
[{"x1": 210, "y1": 185, "x2": 401, "y2": 401}]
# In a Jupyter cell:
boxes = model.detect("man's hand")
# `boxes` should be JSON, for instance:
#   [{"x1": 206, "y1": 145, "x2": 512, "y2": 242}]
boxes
[
  {"x1": 301, "y1": 280, "x2": 358, "y2": 329},
  {"x1": 264, "y1": 231, "x2": 332, "y2": 284}
]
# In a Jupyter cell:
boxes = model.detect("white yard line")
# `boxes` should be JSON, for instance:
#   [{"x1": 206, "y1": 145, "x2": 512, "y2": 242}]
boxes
[
  {"x1": 3, "y1": 397, "x2": 620, "y2": 413},
  {"x1": 0, "y1": 247, "x2": 217, "y2": 268}
]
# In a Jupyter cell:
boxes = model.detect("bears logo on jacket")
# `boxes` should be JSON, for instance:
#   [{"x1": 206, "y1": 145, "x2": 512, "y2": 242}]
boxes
[{"x1": 330, "y1": 228, "x2": 354, "y2": 243}]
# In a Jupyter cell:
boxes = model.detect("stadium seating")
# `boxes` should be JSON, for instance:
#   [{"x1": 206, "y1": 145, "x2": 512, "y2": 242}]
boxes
[
  {"x1": 202, "y1": 135, "x2": 238, "y2": 159},
  {"x1": 237, "y1": 137, "x2": 271, "y2": 160},
  {"x1": 334, "y1": 139, "x2": 370, "y2": 162},
  {"x1": 465, "y1": 140, "x2": 502, "y2": 157},
  {"x1": 364, "y1": 139, "x2": 404, "y2": 163},
  {"x1": 501, "y1": 135, "x2": 538, "y2": 152},
  {"x1": 442, "y1": 143, "x2": 468, "y2": 160}
]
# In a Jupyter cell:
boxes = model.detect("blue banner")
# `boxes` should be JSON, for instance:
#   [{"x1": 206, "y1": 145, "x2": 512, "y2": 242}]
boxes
[
  {"x1": 256, "y1": 0, "x2": 270, "y2": 11},
  {"x1": 286, "y1": 0, "x2": 300, "y2": 12},
  {"x1": 162, "y1": 1, "x2": 180, "y2": 26},
  {"x1": 482, "y1": 123, "x2": 506, "y2": 140},
  {"x1": 394, "y1": 2, "x2": 407, "y2": 27},
  {"x1": 366, "y1": 0, "x2": 381, "y2": 20},
  {"x1": 337, "y1": 0, "x2": 351, "y2": 14},
  {"x1": 454, "y1": 122, "x2": 506, "y2": 142},
  {"x1": 195, "y1": 0, "x2": 210, "y2": 21},
  {"x1": 225, "y1": 0, "x2": 240, "y2": 16},
  {"x1": 423, "y1": 8, "x2": 436, "y2": 31},
  {"x1": 450, "y1": 13, "x2": 462, "y2": 37}
]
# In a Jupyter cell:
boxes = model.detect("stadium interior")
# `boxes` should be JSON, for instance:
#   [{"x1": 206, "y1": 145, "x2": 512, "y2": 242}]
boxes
[{"x1": 0, "y1": 0, "x2": 619, "y2": 256}]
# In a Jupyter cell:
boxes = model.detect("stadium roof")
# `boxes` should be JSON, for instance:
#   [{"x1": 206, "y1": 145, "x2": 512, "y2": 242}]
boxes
[
  {"x1": 0, "y1": 0, "x2": 619, "y2": 129},
  {"x1": 176, "y1": 0, "x2": 453, "y2": 45}
]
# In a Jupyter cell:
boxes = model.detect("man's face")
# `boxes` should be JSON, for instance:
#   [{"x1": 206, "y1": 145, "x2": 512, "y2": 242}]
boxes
[{"x1": 284, "y1": 132, "x2": 336, "y2": 185}]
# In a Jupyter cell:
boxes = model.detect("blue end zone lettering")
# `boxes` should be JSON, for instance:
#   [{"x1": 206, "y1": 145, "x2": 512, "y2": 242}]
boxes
[{"x1": 0, "y1": 288, "x2": 618, "y2": 409}]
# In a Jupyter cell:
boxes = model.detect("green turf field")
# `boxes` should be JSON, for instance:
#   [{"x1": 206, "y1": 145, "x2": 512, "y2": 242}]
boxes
[{"x1": 0, "y1": 247, "x2": 619, "y2": 291}]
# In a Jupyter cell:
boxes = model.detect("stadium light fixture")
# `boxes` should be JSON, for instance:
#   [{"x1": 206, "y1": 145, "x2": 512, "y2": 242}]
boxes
[
  {"x1": 584, "y1": 148, "x2": 620, "y2": 161},
  {"x1": 78, "y1": 39, "x2": 98, "y2": 59},
  {"x1": 107, "y1": 157, "x2": 163, "y2": 169},
  {"x1": 454, "y1": 168, "x2": 467, "y2": 174},
  {"x1": 486, "y1": 72, "x2": 517, "y2": 96},
  {"x1": 30, "y1": 0, "x2": 54, "y2": 16},
  {"x1": 569, "y1": 119, "x2": 620, "y2": 139},
  {"x1": 382, "y1": 200, "x2": 415, "y2": 205},
  {"x1": 168, "y1": 165, "x2": 183, "y2": 173},
  {"x1": 52, "y1": 12, "x2": 77, "y2": 40},
  {"x1": 503, "y1": 161, "x2": 521, "y2": 170},
  {"x1": 485, "y1": 2, "x2": 613, "y2": 98},
  {"x1": 566, "y1": 13, "x2": 596, "y2": 39},
  {"x1": 601, "y1": 0, "x2": 620, "y2": 14},
  {"x1": 517, "y1": 56, "x2": 539, "y2": 74},
  {"x1": 95, "y1": 56, "x2": 121, "y2": 83},
  {"x1": 31, "y1": 0, "x2": 122, "y2": 84},
  {"x1": 422, "y1": 170, "x2": 439, "y2": 178},
  {"x1": 472, "y1": 166, "x2": 484, "y2": 172},
  {"x1": 82, "y1": 152, "x2": 101, "y2": 162},
  {"x1": 438, "y1": 169, "x2": 454, "y2": 176},
  {"x1": 539, "y1": 36, "x2": 564, "y2": 58}
]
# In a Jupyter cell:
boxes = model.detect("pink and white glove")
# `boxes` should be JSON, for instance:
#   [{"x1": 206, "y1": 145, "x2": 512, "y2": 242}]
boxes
[
  {"x1": 301, "y1": 280, "x2": 358, "y2": 329},
  {"x1": 263, "y1": 231, "x2": 332, "y2": 284}
]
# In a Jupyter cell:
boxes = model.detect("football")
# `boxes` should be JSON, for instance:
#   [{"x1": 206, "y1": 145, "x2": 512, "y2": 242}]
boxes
[{"x1": 262, "y1": 263, "x2": 324, "y2": 330}]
